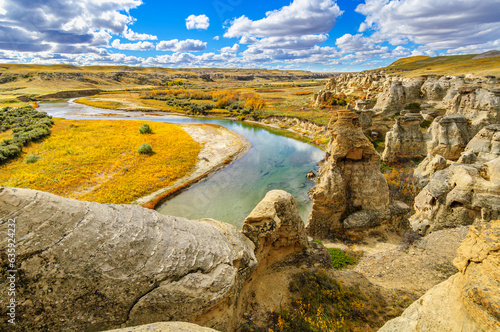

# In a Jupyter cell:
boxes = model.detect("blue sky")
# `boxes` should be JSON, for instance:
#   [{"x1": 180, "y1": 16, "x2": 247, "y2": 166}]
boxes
[{"x1": 0, "y1": 0, "x2": 499, "y2": 72}]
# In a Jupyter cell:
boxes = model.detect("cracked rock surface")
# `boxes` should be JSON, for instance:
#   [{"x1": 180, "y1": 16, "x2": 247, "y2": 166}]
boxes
[{"x1": 0, "y1": 187, "x2": 256, "y2": 331}]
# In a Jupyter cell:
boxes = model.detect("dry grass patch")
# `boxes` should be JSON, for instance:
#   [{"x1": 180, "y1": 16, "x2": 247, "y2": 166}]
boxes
[{"x1": 0, "y1": 119, "x2": 201, "y2": 204}]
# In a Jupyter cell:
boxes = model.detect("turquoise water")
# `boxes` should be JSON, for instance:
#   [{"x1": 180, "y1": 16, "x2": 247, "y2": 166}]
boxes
[{"x1": 39, "y1": 100, "x2": 324, "y2": 227}]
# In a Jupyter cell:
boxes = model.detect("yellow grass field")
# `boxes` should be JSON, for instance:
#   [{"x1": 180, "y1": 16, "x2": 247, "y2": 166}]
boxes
[{"x1": 0, "y1": 119, "x2": 201, "y2": 204}]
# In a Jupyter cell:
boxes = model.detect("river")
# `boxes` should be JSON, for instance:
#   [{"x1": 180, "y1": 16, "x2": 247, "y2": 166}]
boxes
[{"x1": 39, "y1": 100, "x2": 324, "y2": 227}]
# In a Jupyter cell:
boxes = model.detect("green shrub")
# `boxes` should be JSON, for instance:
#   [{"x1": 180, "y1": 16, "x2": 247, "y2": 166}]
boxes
[
  {"x1": 420, "y1": 119, "x2": 433, "y2": 128},
  {"x1": 327, "y1": 248, "x2": 356, "y2": 269},
  {"x1": 405, "y1": 103, "x2": 421, "y2": 110},
  {"x1": 137, "y1": 143, "x2": 153, "y2": 154},
  {"x1": 139, "y1": 124, "x2": 153, "y2": 134},
  {"x1": 269, "y1": 269, "x2": 370, "y2": 332},
  {"x1": 24, "y1": 154, "x2": 40, "y2": 164}
]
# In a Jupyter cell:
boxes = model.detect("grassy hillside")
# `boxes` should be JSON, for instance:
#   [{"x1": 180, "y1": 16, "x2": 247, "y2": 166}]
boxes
[{"x1": 372, "y1": 53, "x2": 500, "y2": 77}]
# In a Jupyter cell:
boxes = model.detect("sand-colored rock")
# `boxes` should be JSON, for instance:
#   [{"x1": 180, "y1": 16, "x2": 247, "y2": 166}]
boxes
[
  {"x1": 0, "y1": 187, "x2": 257, "y2": 331},
  {"x1": 463, "y1": 124, "x2": 500, "y2": 162},
  {"x1": 242, "y1": 190, "x2": 308, "y2": 261},
  {"x1": 307, "y1": 110, "x2": 391, "y2": 238},
  {"x1": 105, "y1": 322, "x2": 219, "y2": 332},
  {"x1": 382, "y1": 113, "x2": 426, "y2": 162},
  {"x1": 379, "y1": 221, "x2": 500, "y2": 332},
  {"x1": 444, "y1": 87, "x2": 500, "y2": 134},
  {"x1": 410, "y1": 158, "x2": 500, "y2": 235},
  {"x1": 425, "y1": 114, "x2": 471, "y2": 161}
]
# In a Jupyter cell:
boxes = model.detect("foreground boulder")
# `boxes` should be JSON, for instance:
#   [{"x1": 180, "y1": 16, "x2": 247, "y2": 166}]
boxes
[
  {"x1": 0, "y1": 187, "x2": 257, "y2": 331},
  {"x1": 307, "y1": 110, "x2": 392, "y2": 238},
  {"x1": 242, "y1": 190, "x2": 308, "y2": 261},
  {"x1": 379, "y1": 221, "x2": 500, "y2": 331}
]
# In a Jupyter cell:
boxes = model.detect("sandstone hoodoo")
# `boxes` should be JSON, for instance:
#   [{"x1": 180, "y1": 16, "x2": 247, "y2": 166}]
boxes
[
  {"x1": 382, "y1": 112, "x2": 426, "y2": 162},
  {"x1": 307, "y1": 110, "x2": 393, "y2": 238}
]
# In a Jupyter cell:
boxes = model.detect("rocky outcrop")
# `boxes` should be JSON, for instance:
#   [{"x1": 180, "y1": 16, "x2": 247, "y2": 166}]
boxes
[
  {"x1": 307, "y1": 110, "x2": 391, "y2": 238},
  {"x1": 463, "y1": 124, "x2": 500, "y2": 162},
  {"x1": 410, "y1": 158, "x2": 500, "y2": 235},
  {"x1": 0, "y1": 187, "x2": 257, "y2": 331},
  {"x1": 379, "y1": 221, "x2": 500, "y2": 332},
  {"x1": 373, "y1": 77, "x2": 425, "y2": 116},
  {"x1": 242, "y1": 190, "x2": 309, "y2": 261},
  {"x1": 313, "y1": 73, "x2": 387, "y2": 106},
  {"x1": 0, "y1": 186, "x2": 318, "y2": 332},
  {"x1": 443, "y1": 87, "x2": 500, "y2": 134},
  {"x1": 382, "y1": 113, "x2": 426, "y2": 162},
  {"x1": 425, "y1": 114, "x2": 471, "y2": 161}
]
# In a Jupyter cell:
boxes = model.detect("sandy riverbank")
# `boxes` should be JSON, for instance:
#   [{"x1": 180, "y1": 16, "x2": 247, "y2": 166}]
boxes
[{"x1": 135, "y1": 123, "x2": 251, "y2": 209}]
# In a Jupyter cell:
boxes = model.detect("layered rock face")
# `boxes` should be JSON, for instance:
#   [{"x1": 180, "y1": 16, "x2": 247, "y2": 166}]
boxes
[
  {"x1": 425, "y1": 115, "x2": 471, "y2": 160},
  {"x1": 307, "y1": 110, "x2": 391, "y2": 238},
  {"x1": 463, "y1": 124, "x2": 500, "y2": 162},
  {"x1": 410, "y1": 158, "x2": 500, "y2": 235},
  {"x1": 379, "y1": 221, "x2": 500, "y2": 332},
  {"x1": 0, "y1": 187, "x2": 257, "y2": 331},
  {"x1": 382, "y1": 113, "x2": 426, "y2": 162},
  {"x1": 444, "y1": 86, "x2": 500, "y2": 134},
  {"x1": 313, "y1": 73, "x2": 387, "y2": 106}
]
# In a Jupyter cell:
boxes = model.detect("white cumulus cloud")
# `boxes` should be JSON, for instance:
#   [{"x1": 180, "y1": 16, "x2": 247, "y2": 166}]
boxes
[
  {"x1": 123, "y1": 26, "x2": 157, "y2": 41},
  {"x1": 156, "y1": 39, "x2": 207, "y2": 52},
  {"x1": 186, "y1": 14, "x2": 210, "y2": 30},
  {"x1": 111, "y1": 39, "x2": 154, "y2": 51},
  {"x1": 224, "y1": 0, "x2": 342, "y2": 38},
  {"x1": 220, "y1": 44, "x2": 240, "y2": 53},
  {"x1": 356, "y1": 0, "x2": 500, "y2": 52}
]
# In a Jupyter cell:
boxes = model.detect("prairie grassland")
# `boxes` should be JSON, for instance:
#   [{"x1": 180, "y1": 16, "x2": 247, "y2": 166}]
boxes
[
  {"x1": 0, "y1": 119, "x2": 201, "y2": 204},
  {"x1": 376, "y1": 54, "x2": 500, "y2": 76},
  {"x1": 74, "y1": 80, "x2": 337, "y2": 125}
]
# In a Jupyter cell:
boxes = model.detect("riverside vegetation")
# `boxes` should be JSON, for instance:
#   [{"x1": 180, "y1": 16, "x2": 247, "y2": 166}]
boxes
[{"x1": 0, "y1": 118, "x2": 201, "y2": 204}]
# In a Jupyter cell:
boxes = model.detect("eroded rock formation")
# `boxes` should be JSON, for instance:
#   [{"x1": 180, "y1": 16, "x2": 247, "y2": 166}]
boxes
[
  {"x1": 0, "y1": 187, "x2": 318, "y2": 332},
  {"x1": 307, "y1": 110, "x2": 391, "y2": 238},
  {"x1": 463, "y1": 124, "x2": 500, "y2": 162},
  {"x1": 382, "y1": 113, "x2": 426, "y2": 162},
  {"x1": 425, "y1": 114, "x2": 471, "y2": 161},
  {"x1": 410, "y1": 158, "x2": 500, "y2": 235},
  {"x1": 0, "y1": 187, "x2": 257, "y2": 331},
  {"x1": 379, "y1": 221, "x2": 500, "y2": 332},
  {"x1": 242, "y1": 190, "x2": 308, "y2": 261}
]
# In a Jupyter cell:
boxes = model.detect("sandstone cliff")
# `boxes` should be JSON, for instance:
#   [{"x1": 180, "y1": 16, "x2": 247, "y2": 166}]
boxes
[{"x1": 379, "y1": 221, "x2": 500, "y2": 332}]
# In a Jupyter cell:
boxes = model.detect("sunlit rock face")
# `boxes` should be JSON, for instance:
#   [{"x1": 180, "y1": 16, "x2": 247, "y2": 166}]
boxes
[
  {"x1": 410, "y1": 158, "x2": 500, "y2": 235},
  {"x1": 0, "y1": 187, "x2": 257, "y2": 331},
  {"x1": 307, "y1": 110, "x2": 391, "y2": 239},
  {"x1": 382, "y1": 112, "x2": 426, "y2": 162}
]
